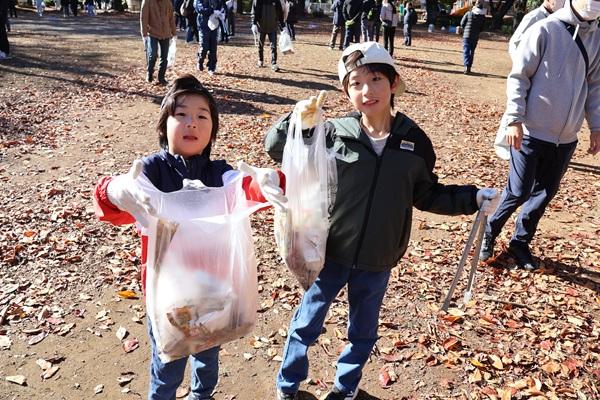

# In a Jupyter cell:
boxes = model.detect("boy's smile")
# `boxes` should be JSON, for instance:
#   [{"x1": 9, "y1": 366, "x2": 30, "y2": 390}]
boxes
[{"x1": 347, "y1": 66, "x2": 400, "y2": 120}]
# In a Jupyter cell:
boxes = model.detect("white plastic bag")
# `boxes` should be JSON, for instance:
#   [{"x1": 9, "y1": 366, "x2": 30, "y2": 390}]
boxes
[
  {"x1": 278, "y1": 29, "x2": 294, "y2": 55},
  {"x1": 143, "y1": 174, "x2": 264, "y2": 362},
  {"x1": 274, "y1": 111, "x2": 337, "y2": 290},
  {"x1": 494, "y1": 113, "x2": 510, "y2": 160},
  {"x1": 167, "y1": 37, "x2": 177, "y2": 67}
]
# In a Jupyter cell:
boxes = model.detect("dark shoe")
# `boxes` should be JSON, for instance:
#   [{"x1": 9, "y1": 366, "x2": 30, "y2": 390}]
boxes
[
  {"x1": 464, "y1": 66, "x2": 470, "y2": 75},
  {"x1": 325, "y1": 386, "x2": 358, "y2": 400},
  {"x1": 157, "y1": 78, "x2": 168, "y2": 86},
  {"x1": 479, "y1": 234, "x2": 496, "y2": 261},
  {"x1": 276, "y1": 389, "x2": 297, "y2": 400},
  {"x1": 146, "y1": 72, "x2": 153, "y2": 83},
  {"x1": 508, "y1": 241, "x2": 538, "y2": 271},
  {"x1": 197, "y1": 62, "x2": 204, "y2": 71}
]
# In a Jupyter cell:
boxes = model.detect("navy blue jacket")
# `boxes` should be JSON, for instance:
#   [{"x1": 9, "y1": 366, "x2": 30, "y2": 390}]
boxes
[
  {"x1": 331, "y1": 0, "x2": 345, "y2": 26},
  {"x1": 195, "y1": 0, "x2": 225, "y2": 32},
  {"x1": 141, "y1": 148, "x2": 233, "y2": 192}
]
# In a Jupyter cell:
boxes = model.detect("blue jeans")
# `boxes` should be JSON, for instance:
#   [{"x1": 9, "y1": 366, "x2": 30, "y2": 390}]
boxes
[
  {"x1": 486, "y1": 136, "x2": 577, "y2": 243},
  {"x1": 361, "y1": 19, "x2": 373, "y2": 41},
  {"x1": 462, "y1": 38, "x2": 477, "y2": 68},
  {"x1": 343, "y1": 23, "x2": 361, "y2": 49},
  {"x1": 277, "y1": 260, "x2": 391, "y2": 395},
  {"x1": 198, "y1": 28, "x2": 218, "y2": 72},
  {"x1": 145, "y1": 36, "x2": 170, "y2": 81},
  {"x1": 147, "y1": 319, "x2": 220, "y2": 400}
]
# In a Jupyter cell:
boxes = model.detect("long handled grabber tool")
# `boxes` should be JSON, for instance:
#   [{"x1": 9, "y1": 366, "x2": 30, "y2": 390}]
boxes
[{"x1": 442, "y1": 209, "x2": 487, "y2": 312}]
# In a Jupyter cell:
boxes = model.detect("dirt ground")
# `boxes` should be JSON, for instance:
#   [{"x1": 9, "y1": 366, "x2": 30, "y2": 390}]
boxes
[{"x1": 0, "y1": 9, "x2": 599, "y2": 400}]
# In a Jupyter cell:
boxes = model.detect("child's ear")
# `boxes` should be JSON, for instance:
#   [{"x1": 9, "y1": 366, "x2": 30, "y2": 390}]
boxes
[{"x1": 390, "y1": 74, "x2": 400, "y2": 92}]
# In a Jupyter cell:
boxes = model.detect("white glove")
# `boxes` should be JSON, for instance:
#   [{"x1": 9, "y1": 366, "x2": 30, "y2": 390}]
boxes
[
  {"x1": 476, "y1": 188, "x2": 499, "y2": 217},
  {"x1": 237, "y1": 161, "x2": 287, "y2": 211},
  {"x1": 292, "y1": 90, "x2": 327, "y2": 130},
  {"x1": 107, "y1": 160, "x2": 156, "y2": 226},
  {"x1": 251, "y1": 24, "x2": 258, "y2": 35}
]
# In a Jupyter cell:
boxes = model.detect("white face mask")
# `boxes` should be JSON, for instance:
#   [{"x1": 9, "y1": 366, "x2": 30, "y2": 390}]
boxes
[
  {"x1": 576, "y1": 0, "x2": 600, "y2": 20},
  {"x1": 553, "y1": 0, "x2": 565, "y2": 10}
]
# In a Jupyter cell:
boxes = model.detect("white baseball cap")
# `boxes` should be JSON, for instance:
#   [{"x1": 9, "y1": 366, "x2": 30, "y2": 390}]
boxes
[{"x1": 337, "y1": 42, "x2": 406, "y2": 95}]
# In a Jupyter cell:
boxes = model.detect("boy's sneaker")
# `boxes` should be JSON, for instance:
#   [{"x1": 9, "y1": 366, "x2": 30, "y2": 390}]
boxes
[
  {"x1": 324, "y1": 386, "x2": 358, "y2": 400},
  {"x1": 272, "y1": 63, "x2": 280, "y2": 72},
  {"x1": 479, "y1": 233, "x2": 496, "y2": 262},
  {"x1": 507, "y1": 240, "x2": 538, "y2": 271},
  {"x1": 257, "y1": 60, "x2": 264, "y2": 68},
  {"x1": 207, "y1": 70, "x2": 215, "y2": 76},
  {"x1": 276, "y1": 389, "x2": 297, "y2": 400}
]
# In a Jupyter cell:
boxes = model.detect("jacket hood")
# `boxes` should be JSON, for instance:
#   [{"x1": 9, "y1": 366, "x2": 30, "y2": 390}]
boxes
[{"x1": 553, "y1": 0, "x2": 599, "y2": 34}]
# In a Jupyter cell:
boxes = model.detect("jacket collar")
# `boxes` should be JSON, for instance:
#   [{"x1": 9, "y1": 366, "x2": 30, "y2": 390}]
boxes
[
  {"x1": 334, "y1": 111, "x2": 407, "y2": 140},
  {"x1": 158, "y1": 148, "x2": 211, "y2": 179}
]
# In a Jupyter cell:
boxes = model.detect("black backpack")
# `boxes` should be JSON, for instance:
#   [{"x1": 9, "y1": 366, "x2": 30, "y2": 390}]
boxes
[{"x1": 180, "y1": 0, "x2": 195, "y2": 17}]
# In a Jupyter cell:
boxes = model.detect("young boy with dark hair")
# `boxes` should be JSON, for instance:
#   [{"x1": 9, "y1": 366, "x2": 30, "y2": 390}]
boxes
[{"x1": 265, "y1": 41, "x2": 499, "y2": 400}]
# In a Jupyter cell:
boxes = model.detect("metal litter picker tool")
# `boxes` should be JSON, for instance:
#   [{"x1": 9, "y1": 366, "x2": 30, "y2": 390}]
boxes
[{"x1": 442, "y1": 209, "x2": 487, "y2": 312}]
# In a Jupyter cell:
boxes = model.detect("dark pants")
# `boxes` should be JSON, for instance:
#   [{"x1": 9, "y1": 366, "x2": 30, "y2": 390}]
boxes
[
  {"x1": 462, "y1": 38, "x2": 477, "y2": 68},
  {"x1": 287, "y1": 23, "x2": 295, "y2": 40},
  {"x1": 403, "y1": 24, "x2": 412, "y2": 46},
  {"x1": 70, "y1": 0, "x2": 78, "y2": 16},
  {"x1": 9, "y1": 4, "x2": 17, "y2": 17},
  {"x1": 383, "y1": 26, "x2": 395, "y2": 56},
  {"x1": 371, "y1": 21, "x2": 381, "y2": 42},
  {"x1": 176, "y1": 15, "x2": 187, "y2": 30},
  {"x1": 486, "y1": 136, "x2": 577, "y2": 243},
  {"x1": 227, "y1": 9, "x2": 235, "y2": 35},
  {"x1": 62, "y1": 3, "x2": 70, "y2": 16},
  {"x1": 329, "y1": 24, "x2": 344, "y2": 49},
  {"x1": 343, "y1": 23, "x2": 360, "y2": 49},
  {"x1": 218, "y1": 19, "x2": 228, "y2": 42},
  {"x1": 145, "y1": 36, "x2": 170, "y2": 81},
  {"x1": 186, "y1": 14, "x2": 198, "y2": 43},
  {"x1": 198, "y1": 28, "x2": 218, "y2": 71},
  {"x1": 258, "y1": 31, "x2": 277, "y2": 65},
  {"x1": 0, "y1": 22, "x2": 9, "y2": 55}
]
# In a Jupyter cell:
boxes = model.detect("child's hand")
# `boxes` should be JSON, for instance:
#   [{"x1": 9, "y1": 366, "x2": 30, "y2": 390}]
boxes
[
  {"x1": 292, "y1": 90, "x2": 327, "y2": 130},
  {"x1": 107, "y1": 160, "x2": 156, "y2": 226},
  {"x1": 476, "y1": 188, "x2": 499, "y2": 216},
  {"x1": 238, "y1": 161, "x2": 287, "y2": 211}
]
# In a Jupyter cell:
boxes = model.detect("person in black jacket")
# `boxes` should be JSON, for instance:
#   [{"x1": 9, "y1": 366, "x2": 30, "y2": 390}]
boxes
[
  {"x1": 371, "y1": 0, "x2": 382, "y2": 41},
  {"x1": 0, "y1": 0, "x2": 9, "y2": 59},
  {"x1": 285, "y1": 0, "x2": 301, "y2": 40},
  {"x1": 361, "y1": 0, "x2": 375, "y2": 41},
  {"x1": 342, "y1": 0, "x2": 362, "y2": 48},
  {"x1": 460, "y1": 1, "x2": 486, "y2": 74},
  {"x1": 329, "y1": 0, "x2": 345, "y2": 50},
  {"x1": 403, "y1": 1, "x2": 417, "y2": 46},
  {"x1": 252, "y1": 0, "x2": 285, "y2": 71}
]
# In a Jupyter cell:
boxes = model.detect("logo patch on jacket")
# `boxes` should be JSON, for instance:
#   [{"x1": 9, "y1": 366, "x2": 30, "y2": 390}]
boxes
[{"x1": 400, "y1": 140, "x2": 415, "y2": 151}]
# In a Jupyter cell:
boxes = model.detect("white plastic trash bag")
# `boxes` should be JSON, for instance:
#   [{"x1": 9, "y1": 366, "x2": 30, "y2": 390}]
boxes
[
  {"x1": 167, "y1": 37, "x2": 177, "y2": 67},
  {"x1": 494, "y1": 113, "x2": 510, "y2": 160},
  {"x1": 208, "y1": 13, "x2": 220, "y2": 31},
  {"x1": 278, "y1": 29, "x2": 294, "y2": 55},
  {"x1": 142, "y1": 173, "x2": 264, "y2": 363},
  {"x1": 274, "y1": 111, "x2": 337, "y2": 290}
]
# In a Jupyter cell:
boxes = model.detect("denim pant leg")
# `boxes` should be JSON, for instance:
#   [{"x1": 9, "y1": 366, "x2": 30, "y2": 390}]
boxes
[
  {"x1": 258, "y1": 32, "x2": 267, "y2": 62},
  {"x1": 268, "y1": 31, "x2": 277, "y2": 65},
  {"x1": 334, "y1": 269, "x2": 391, "y2": 393},
  {"x1": 186, "y1": 16, "x2": 198, "y2": 43},
  {"x1": 188, "y1": 346, "x2": 220, "y2": 400},
  {"x1": 207, "y1": 29, "x2": 218, "y2": 71},
  {"x1": 486, "y1": 137, "x2": 540, "y2": 239},
  {"x1": 198, "y1": 28, "x2": 209, "y2": 66},
  {"x1": 277, "y1": 261, "x2": 350, "y2": 394},
  {"x1": 513, "y1": 140, "x2": 576, "y2": 243},
  {"x1": 157, "y1": 38, "x2": 170, "y2": 81},
  {"x1": 146, "y1": 36, "x2": 158, "y2": 76},
  {"x1": 147, "y1": 319, "x2": 188, "y2": 400}
]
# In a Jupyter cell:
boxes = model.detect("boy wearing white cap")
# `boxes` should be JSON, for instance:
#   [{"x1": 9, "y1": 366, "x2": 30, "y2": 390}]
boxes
[{"x1": 265, "y1": 42, "x2": 499, "y2": 400}]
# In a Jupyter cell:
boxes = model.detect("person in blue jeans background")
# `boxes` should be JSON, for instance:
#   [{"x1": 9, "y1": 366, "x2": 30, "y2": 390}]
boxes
[
  {"x1": 342, "y1": 0, "x2": 362, "y2": 48},
  {"x1": 459, "y1": 0, "x2": 485, "y2": 74},
  {"x1": 140, "y1": 0, "x2": 176, "y2": 84},
  {"x1": 196, "y1": 0, "x2": 226, "y2": 76},
  {"x1": 265, "y1": 42, "x2": 499, "y2": 400}
]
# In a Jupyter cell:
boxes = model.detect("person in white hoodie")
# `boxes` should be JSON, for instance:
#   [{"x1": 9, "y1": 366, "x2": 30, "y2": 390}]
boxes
[{"x1": 480, "y1": 0, "x2": 600, "y2": 270}]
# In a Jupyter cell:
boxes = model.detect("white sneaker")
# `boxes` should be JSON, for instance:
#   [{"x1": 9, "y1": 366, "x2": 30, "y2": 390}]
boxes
[
  {"x1": 271, "y1": 63, "x2": 280, "y2": 72},
  {"x1": 207, "y1": 70, "x2": 215, "y2": 76},
  {"x1": 257, "y1": 61, "x2": 264, "y2": 68}
]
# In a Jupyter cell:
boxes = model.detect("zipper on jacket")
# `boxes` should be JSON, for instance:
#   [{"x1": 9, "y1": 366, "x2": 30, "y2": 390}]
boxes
[{"x1": 351, "y1": 145, "x2": 385, "y2": 269}]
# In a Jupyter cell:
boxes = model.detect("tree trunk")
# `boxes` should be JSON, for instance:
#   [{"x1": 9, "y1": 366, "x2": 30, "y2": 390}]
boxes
[{"x1": 490, "y1": 0, "x2": 515, "y2": 30}]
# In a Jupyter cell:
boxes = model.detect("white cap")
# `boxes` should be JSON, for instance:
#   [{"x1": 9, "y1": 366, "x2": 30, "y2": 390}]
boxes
[{"x1": 337, "y1": 41, "x2": 406, "y2": 95}]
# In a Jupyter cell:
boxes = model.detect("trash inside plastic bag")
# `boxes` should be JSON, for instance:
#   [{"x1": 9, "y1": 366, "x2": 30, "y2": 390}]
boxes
[
  {"x1": 167, "y1": 37, "x2": 177, "y2": 67},
  {"x1": 278, "y1": 29, "x2": 294, "y2": 55},
  {"x1": 142, "y1": 173, "x2": 265, "y2": 362},
  {"x1": 274, "y1": 111, "x2": 337, "y2": 290}
]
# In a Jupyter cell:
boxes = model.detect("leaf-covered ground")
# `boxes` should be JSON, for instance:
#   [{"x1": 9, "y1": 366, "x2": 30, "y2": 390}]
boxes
[{"x1": 0, "y1": 10, "x2": 598, "y2": 400}]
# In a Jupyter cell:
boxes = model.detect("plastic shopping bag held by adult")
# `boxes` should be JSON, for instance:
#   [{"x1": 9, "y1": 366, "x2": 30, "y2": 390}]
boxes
[
  {"x1": 274, "y1": 92, "x2": 337, "y2": 290},
  {"x1": 278, "y1": 29, "x2": 294, "y2": 55},
  {"x1": 141, "y1": 173, "x2": 265, "y2": 363},
  {"x1": 167, "y1": 37, "x2": 177, "y2": 67}
]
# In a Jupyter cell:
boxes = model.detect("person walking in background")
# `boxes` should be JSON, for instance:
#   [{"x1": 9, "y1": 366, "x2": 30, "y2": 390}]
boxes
[
  {"x1": 361, "y1": 0, "x2": 375, "y2": 41},
  {"x1": 8, "y1": 0, "x2": 17, "y2": 18},
  {"x1": 0, "y1": 0, "x2": 10, "y2": 60},
  {"x1": 226, "y1": 0, "x2": 236, "y2": 36},
  {"x1": 403, "y1": 1, "x2": 416, "y2": 46},
  {"x1": 285, "y1": 0, "x2": 300, "y2": 40},
  {"x1": 35, "y1": 0, "x2": 45, "y2": 16},
  {"x1": 329, "y1": 0, "x2": 345, "y2": 50},
  {"x1": 140, "y1": 0, "x2": 176, "y2": 84},
  {"x1": 252, "y1": 0, "x2": 285, "y2": 72},
  {"x1": 70, "y1": 0, "x2": 79, "y2": 16},
  {"x1": 196, "y1": 0, "x2": 225, "y2": 75},
  {"x1": 380, "y1": 0, "x2": 398, "y2": 55},
  {"x1": 371, "y1": 0, "x2": 382, "y2": 41},
  {"x1": 85, "y1": 0, "x2": 96, "y2": 15},
  {"x1": 342, "y1": 0, "x2": 362, "y2": 48},
  {"x1": 480, "y1": 0, "x2": 600, "y2": 270},
  {"x1": 460, "y1": 0, "x2": 485, "y2": 74}
]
